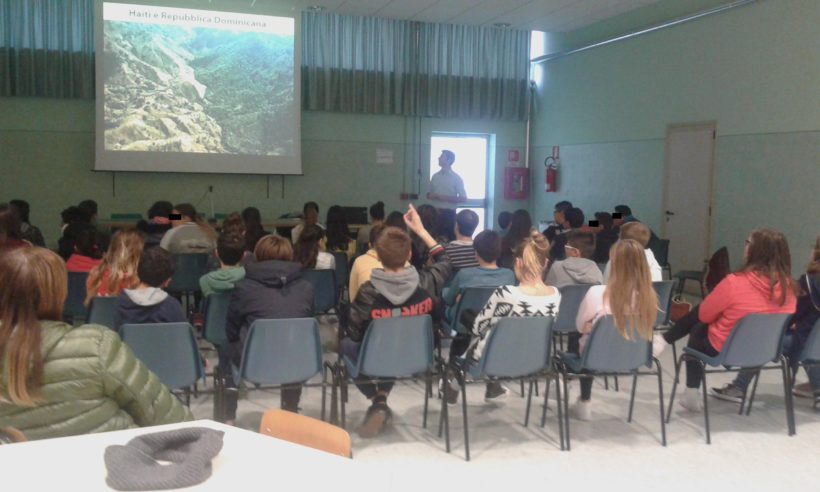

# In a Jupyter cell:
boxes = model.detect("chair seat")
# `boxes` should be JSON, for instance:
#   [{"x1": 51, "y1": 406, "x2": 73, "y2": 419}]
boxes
[
  {"x1": 674, "y1": 270, "x2": 703, "y2": 280},
  {"x1": 681, "y1": 346, "x2": 723, "y2": 366},
  {"x1": 556, "y1": 351, "x2": 583, "y2": 373},
  {"x1": 343, "y1": 355, "x2": 359, "y2": 379}
]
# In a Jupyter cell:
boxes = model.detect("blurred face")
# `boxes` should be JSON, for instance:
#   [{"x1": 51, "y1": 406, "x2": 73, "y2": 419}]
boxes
[
  {"x1": 170, "y1": 209, "x2": 186, "y2": 228},
  {"x1": 554, "y1": 210, "x2": 565, "y2": 226},
  {"x1": 305, "y1": 208, "x2": 318, "y2": 225}
]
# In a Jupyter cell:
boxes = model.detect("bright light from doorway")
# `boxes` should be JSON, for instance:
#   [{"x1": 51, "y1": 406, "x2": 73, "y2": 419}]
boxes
[{"x1": 429, "y1": 134, "x2": 488, "y2": 200}]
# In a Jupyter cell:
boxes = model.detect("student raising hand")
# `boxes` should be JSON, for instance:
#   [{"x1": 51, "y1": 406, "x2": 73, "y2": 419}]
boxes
[{"x1": 404, "y1": 204, "x2": 437, "y2": 248}]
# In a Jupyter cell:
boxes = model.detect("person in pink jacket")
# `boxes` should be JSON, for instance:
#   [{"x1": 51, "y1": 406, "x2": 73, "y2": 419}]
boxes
[{"x1": 654, "y1": 228, "x2": 797, "y2": 411}]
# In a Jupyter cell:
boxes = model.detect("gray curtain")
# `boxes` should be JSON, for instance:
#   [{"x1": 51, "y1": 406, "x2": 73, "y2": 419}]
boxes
[
  {"x1": 302, "y1": 12, "x2": 530, "y2": 121},
  {"x1": 0, "y1": 0, "x2": 95, "y2": 99}
]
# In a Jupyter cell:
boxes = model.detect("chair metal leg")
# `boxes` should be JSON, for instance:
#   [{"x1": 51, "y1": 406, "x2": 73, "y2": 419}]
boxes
[
  {"x1": 554, "y1": 374, "x2": 565, "y2": 451},
  {"x1": 627, "y1": 372, "x2": 638, "y2": 423},
  {"x1": 781, "y1": 356, "x2": 796, "y2": 435},
  {"x1": 654, "y1": 358, "x2": 667, "y2": 446},
  {"x1": 701, "y1": 361, "x2": 711, "y2": 444},
  {"x1": 524, "y1": 379, "x2": 534, "y2": 427},
  {"x1": 614, "y1": 375, "x2": 619, "y2": 392},
  {"x1": 541, "y1": 377, "x2": 552, "y2": 428},
  {"x1": 422, "y1": 371, "x2": 430, "y2": 429},
  {"x1": 745, "y1": 370, "x2": 761, "y2": 416},
  {"x1": 666, "y1": 354, "x2": 685, "y2": 423},
  {"x1": 320, "y1": 376, "x2": 327, "y2": 422},
  {"x1": 340, "y1": 367, "x2": 347, "y2": 429},
  {"x1": 671, "y1": 342, "x2": 678, "y2": 373},
  {"x1": 460, "y1": 373, "x2": 470, "y2": 461},
  {"x1": 439, "y1": 375, "x2": 451, "y2": 452},
  {"x1": 520, "y1": 379, "x2": 525, "y2": 397},
  {"x1": 328, "y1": 365, "x2": 339, "y2": 425},
  {"x1": 561, "y1": 367, "x2": 571, "y2": 451},
  {"x1": 604, "y1": 376, "x2": 609, "y2": 390}
]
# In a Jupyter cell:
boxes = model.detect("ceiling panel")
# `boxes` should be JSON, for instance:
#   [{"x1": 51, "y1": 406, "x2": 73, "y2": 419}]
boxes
[
  {"x1": 452, "y1": 0, "x2": 534, "y2": 26},
  {"x1": 334, "y1": 0, "x2": 393, "y2": 18},
  {"x1": 375, "y1": 0, "x2": 442, "y2": 20},
  {"x1": 489, "y1": 0, "x2": 577, "y2": 28},
  {"x1": 412, "y1": 0, "x2": 487, "y2": 24}
]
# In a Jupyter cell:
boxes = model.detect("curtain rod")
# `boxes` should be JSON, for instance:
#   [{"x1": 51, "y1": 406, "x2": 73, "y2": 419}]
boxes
[{"x1": 531, "y1": 0, "x2": 758, "y2": 64}]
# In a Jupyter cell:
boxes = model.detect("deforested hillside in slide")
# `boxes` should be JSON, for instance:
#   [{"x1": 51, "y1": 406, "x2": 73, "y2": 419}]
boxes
[{"x1": 103, "y1": 22, "x2": 294, "y2": 156}]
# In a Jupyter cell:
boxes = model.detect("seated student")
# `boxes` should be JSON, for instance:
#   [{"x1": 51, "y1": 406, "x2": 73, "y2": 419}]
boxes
[
  {"x1": 79, "y1": 199, "x2": 111, "y2": 251},
  {"x1": 543, "y1": 200, "x2": 573, "y2": 241},
  {"x1": 384, "y1": 210, "x2": 407, "y2": 230},
  {"x1": 571, "y1": 239, "x2": 659, "y2": 420},
  {"x1": 357, "y1": 201, "x2": 385, "y2": 253},
  {"x1": 294, "y1": 224, "x2": 336, "y2": 271},
  {"x1": 114, "y1": 247, "x2": 187, "y2": 330},
  {"x1": 436, "y1": 208, "x2": 457, "y2": 244},
  {"x1": 444, "y1": 209, "x2": 481, "y2": 271},
  {"x1": 713, "y1": 235, "x2": 819, "y2": 402},
  {"x1": 654, "y1": 229, "x2": 797, "y2": 411},
  {"x1": 0, "y1": 247, "x2": 191, "y2": 440},
  {"x1": 199, "y1": 232, "x2": 246, "y2": 298},
  {"x1": 66, "y1": 225, "x2": 103, "y2": 273},
  {"x1": 443, "y1": 230, "x2": 516, "y2": 324},
  {"x1": 549, "y1": 207, "x2": 585, "y2": 262},
  {"x1": 497, "y1": 211, "x2": 512, "y2": 237},
  {"x1": 85, "y1": 229, "x2": 144, "y2": 305},
  {"x1": 223, "y1": 235, "x2": 314, "y2": 422},
  {"x1": 0, "y1": 208, "x2": 29, "y2": 253},
  {"x1": 592, "y1": 212, "x2": 618, "y2": 264},
  {"x1": 9, "y1": 199, "x2": 45, "y2": 247},
  {"x1": 159, "y1": 203, "x2": 217, "y2": 254},
  {"x1": 501, "y1": 209, "x2": 533, "y2": 259},
  {"x1": 344, "y1": 205, "x2": 453, "y2": 437},
  {"x1": 137, "y1": 201, "x2": 173, "y2": 249},
  {"x1": 324, "y1": 205, "x2": 356, "y2": 261},
  {"x1": 603, "y1": 222, "x2": 662, "y2": 282},
  {"x1": 545, "y1": 230, "x2": 603, "y2": 289},
  {"x1": 58, "y1": 205, "x2": 90, "y2": 260},
  {"x1": 349, "y1": 225, "x2": 386, "y2": 301},
  {"x1": 410, "y1": 204, "x2": 439, "y2": 269},
  {"x1": 291, "y1": 201, "x2": 323, "y2": 244},
  {"x1": 613, "y1": 204, "x2": 661, "y2": 245},
  {"x1": 241, "y1": 207, "x2": 270, "y2": 253},
  {"x1": 444, "y1": 231, "x2": 559, "y2": 404}
]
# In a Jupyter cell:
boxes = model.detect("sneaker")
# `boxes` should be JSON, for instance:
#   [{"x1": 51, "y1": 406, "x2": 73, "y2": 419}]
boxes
[
  {"x1": 439, "y1": 375, "x2": 459, "y2": 406},
  {"x1": 484, "y1": 381, "x2": 509, "y2": 402},
  {"x1": 679, "y1": 388, "x2": 703, "y2": 412},
  {"x1": 357, "y1": 403, "x2": 392, "y2": 438},
  {"x1": 570, "y1": 398, "x2": 592, "y2": 421},
  {"x1": 711, "y1": 383, "x2": 744, "y2": 403},
  {"x1": 652, "y1": 333, "x2": 668, "y2": 358},
  {"x1": 793, "y1": 382, "x2": 814, "y2": 398}
]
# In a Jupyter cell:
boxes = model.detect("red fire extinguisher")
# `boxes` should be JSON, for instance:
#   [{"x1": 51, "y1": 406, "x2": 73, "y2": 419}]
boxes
[{"x1": 544, "y1": 146, "x2": 559, "y2": 192}]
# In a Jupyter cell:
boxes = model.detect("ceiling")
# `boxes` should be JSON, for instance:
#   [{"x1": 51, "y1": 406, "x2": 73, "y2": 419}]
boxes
[{"x1": 245, "y1": 0, "x2": 665, "y2": 33}]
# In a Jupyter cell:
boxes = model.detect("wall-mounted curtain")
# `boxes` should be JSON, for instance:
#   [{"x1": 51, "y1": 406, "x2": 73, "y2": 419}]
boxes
[
  {"x1": 302, "y1": 12, "x2": 530, "y2": 121},
  {"x1": 0, "y1": 0, "x2": 95, "y2": 99}
]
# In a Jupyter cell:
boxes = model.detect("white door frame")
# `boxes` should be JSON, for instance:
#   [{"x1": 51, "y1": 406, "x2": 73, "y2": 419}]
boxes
[{"x1": 661, "y1": 121, "x2": 717, "y2": 263}]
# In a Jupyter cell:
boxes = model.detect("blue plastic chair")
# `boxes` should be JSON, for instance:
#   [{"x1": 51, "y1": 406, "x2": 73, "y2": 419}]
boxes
[
  {"x1": 120, "y1": 322, "x2": 205, "y2": 404},
  {"x1": 797, "y1": 319, "x2": 820, "y2": 412},
  {"x1": 64, "y1": 272, "x2": 89, "y2": 323},
  {"x1": 221, "y1": 318, "x2": 327, "y2": 420},
  {"x1": 666, "y1": 313, "x2": 794, "y2": 443},
  {"x1": 168, "y1": 253, "x2": 211, "y2": 312},
  {"x1": 337, "y1": 315, "x2": 435, "y2": 431},
  {"x1": 652, "y1": 280, "x2": 677, "y2": 360},
  {"x1": 555, "y1": 284, "x2": 593, "y2": 336},
  {"x1": 202, "y1": 292, "x2": 231, "y2": 348},
  {"x1": 445, "y1": 286, "x2": 498, "y2": 336},
  {"x1": 88, "y1": 296, "x2": 118, "y2": 330},
  {"x1": 557, "y1": 315, "x2": 665, "y2": 450},
  {"x1": 301, "y1": 269, "x2": 339, "y2": 315},
  {"x1": 440, "y1": 316, "x2": 563, "y2": 460},
  {"x1": 331, "y1": 252, "x2": 349, "y2": 293}
]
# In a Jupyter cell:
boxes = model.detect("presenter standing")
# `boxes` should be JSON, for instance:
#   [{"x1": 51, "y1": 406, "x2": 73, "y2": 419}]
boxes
[{"x1": 427, "y1": 150, "x2": 467, "y2": 210}]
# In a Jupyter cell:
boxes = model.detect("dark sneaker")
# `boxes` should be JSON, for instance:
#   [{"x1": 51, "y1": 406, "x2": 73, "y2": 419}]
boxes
[
  {"x1": 439, "y1": 376, "x2": 459, "y2": 405},
  {"x1": 357, "y1": 403, "x2": 392, "y2": 438},
  {"x1": 484, "y1": 381, "x2": 509, "y2": 402},
  {"x1": 711, "y1": 383, "x2": 744, "y2": 403}
]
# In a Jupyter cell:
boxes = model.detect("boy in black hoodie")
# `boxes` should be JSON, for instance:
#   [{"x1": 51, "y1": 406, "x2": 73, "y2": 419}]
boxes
[
  {"x1": 344, "y1": 204, "x2": 453, "y2": 438},
  {"x1": 114, "y1": 247, "x2": 186, "y2": 330}
]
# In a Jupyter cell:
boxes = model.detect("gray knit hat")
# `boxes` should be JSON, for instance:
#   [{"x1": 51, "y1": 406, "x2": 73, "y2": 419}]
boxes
[{"x1": 105, "y1": 427, "x2": 225, "y2": 491}]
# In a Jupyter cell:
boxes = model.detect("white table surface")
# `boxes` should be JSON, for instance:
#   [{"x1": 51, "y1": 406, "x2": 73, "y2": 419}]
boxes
[{"x1": 0, "y1": 420, "x2": 354, "y2": 490}]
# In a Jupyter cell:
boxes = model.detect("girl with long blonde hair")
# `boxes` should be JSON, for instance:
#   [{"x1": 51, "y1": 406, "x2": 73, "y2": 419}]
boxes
[
  {"x1": 572, "y1": 239, "x2": 658, "y2": 420},
  {"x1": 85, "y1": 229, "x2": 144, "y2": 305}
]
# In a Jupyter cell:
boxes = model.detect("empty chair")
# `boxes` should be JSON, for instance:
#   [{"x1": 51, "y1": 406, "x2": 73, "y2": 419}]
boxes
[
  {"x1": 301, "y1": 269, "x2": 339, "y2": 315},
  {"x1": 332, "y1": 251, "x2": 350, "y2": 294},
  {"x1": 64, "y1": 272, "x2": 89, "y2": 323},
  {"x1": 666, "y1": 313, "x2": 794, "y2": 443},
  {"x1": 556, "y1": 315, "x2": 666, "y2": 449},
  {"x1": 674, "y1": 246, "x2": 729, "y2": 298},
  {"x1": 555, "y1": 284, "x2": 594, "y2": 336},
  {"x1": 795, "y1": 319, "x2": 820, "y2": 412},
  {"x1": 444, "y1": 286, "x2": 498, "y2": 336},
  {"x1": 202, "y1": 291, "x2": 231, "y2": 348},
  {"x1": 259, "y1": 409, "x2": 352, "y2": 458},
  {"x1": 653, "y1": 239, "x2": 671, "y2": 280},
  {"x1": 87, "y1": 296, "x2": 118, "y2": 330},
  {"x1": 441, "y1": 316, "x2": 563, "y2": 461},
  {"x1": 652, "y1": 280, "x2": 677, "y2": 361},
  {"x1": 167, "y1": 253, "x2": 211, "y2": 311},
  {"x1": 119, "y1": 322, "x2": 205, "y2": 404}
]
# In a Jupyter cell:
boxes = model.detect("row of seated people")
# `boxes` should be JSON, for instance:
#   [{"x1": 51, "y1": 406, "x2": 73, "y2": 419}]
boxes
[{"x1": 0, "y1": 199, "x2": 817, "y2": 442}]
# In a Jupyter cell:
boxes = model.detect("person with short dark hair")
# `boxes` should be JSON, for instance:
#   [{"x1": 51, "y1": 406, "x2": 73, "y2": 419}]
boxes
[
  {"x1": 357, "y1": 201, "x2": 385, "y2": 253},
  {"x1": 58, "y1": 205, "x2": 92, "y2": 260},
  {"x1": 544, "y1": 230, "x2": 603, "y2": 289},
  {"x1": 9, "y1": 199, "x2": 45, "y2": 247},
  {"x1": 436, "y1": 208, "x2": 457, "y2": 243},
  {"x1": 344, "y1": 205, "x2": 453, "y2": 438},
  {"x1": 592, "y1": 211, "x2": 618, "y2": 263},
  {"x1": 543, "y1": 201, "x2": 573, "y2": 242},
  {"x1": 497, "y1": 211, "x2": 512, "y2": 236},
  {"x1": 137, "y1": 200, "x2": 173, "y2": 249},
  {"x1": 0, "y1": 208, "x2": 28, "y2": 253},
  {"x1": 66, "y1": 224, "x2": 103, "y2": 273},
  {"x1": 199, "y1": 232, "x2": 246, "y2": 298},
  {"x1": 113, "y1": 247, "x2": 186, "y2": 330},
  {"x1": 291, "y1": 201, "x2": 323, "y2": 244},
  {"x1": 444, "y1": 209, "x2": 481, "y2": 271},
  {"x1": 325, "y1": 205, "x2": 356, "y2": 260},
  {"x1": 384, "y1": 210, "x2": 406, "y2": 230},
  {"x1": 78, "y1": 200, "x2": 99, "y2": 224},
  {"x1": 549, "y1": 207, "x2": 585, "y2": 262},
  {"x1": 427, "y1": 150, "x2": 467, "y2": 209},
  {"x1": 241, "y1": 207, "x2": 270, "y2": 253}
]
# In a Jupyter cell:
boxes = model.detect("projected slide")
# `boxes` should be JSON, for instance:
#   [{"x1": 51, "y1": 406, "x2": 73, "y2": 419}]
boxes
[{"x1": 102, "y1": 3, "x2": 295, "y2": 158}]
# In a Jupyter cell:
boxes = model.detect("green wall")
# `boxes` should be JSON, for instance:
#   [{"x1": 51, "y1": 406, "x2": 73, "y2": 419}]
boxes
[
  {"x1": 0, "y1": 98, "x2": 527, "y2": 248},
  {"x1": 531, "y1": 0, "x2": 820, "y2": 268}
]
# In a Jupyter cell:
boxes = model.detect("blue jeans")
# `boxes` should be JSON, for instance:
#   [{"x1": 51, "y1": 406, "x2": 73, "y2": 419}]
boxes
[
  {"x1": 732, "y1": 332, "x2": 820, "y2": 390},
  {"x1": 340, "y1": 337, "x2": 394, "y2": 399}
]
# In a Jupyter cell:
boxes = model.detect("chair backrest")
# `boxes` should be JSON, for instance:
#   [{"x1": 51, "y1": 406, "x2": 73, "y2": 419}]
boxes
[
  {"x1": 720, "y1": 313, "x2": 792, "y2": 367},
  {"x1": 120, "y1": 322, "x2": 204, "y2": 390},
  {"x1": 704, "y1": 246, "x2": 730, "y2": 293},
  {"x1": 652, "y1": 239, "x2": 670, "y2": 267},
  {"x1": 300, "y1": 269, "x2": 338, "y2": 314},
  {"x1": 64, "y1": 272, "x2": 89, "y2": 321},
  {"x1": 652, "y1": 280, "x2": 675, "y2": 327},
  {"x1": 259, "y1": 409, "x2": 351, "y2": 458},
  {"x1": 239, "y1": 318, "x2": 322, "y2": 386},
  {"x1": 88, "y1": 296, "x2": 118, "y2": 329},
  {"x1": 479, "y1": 316, "x2": 554, "y2": 378},
  {"x1": 799, "y1": 318, "x2": 820, "y2": 363},
  {"x1": 168, "y1": 254, "x2": 211, "y2": 294},
  {"x1": 332, "y1": 252, "x2": 349, "y2": 291},
  {"x1": 452, "y1": 286, "x2": 498, "y2": 334},
  {"x1": 580, "y1": 315, "x2": 651, "y2": 372},
  {"x1": 203, "y1": 291, "x2": 232, "y2": 347},
  {"x1": 358, "y1": 315, "x2": 433, "y2": 378},
  {"x1": 596, "y1": 263, "x2": 606, "y2": 274},
  {"x1": 554, "y1": 284, "x2": 593, "y2": 334}
]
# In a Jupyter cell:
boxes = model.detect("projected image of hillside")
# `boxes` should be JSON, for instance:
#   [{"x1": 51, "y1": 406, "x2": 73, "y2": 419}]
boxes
[{"x1": 103, "y1": 16, "x2": 294, "y2": 156}]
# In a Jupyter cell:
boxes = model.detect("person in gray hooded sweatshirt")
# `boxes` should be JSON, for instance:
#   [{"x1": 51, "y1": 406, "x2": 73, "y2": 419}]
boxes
[
  {"x1": 114, "y1": 247, "x2": 187, "y2": 330},
  {"x1": 544, "y1": 230, "x2": 603, "y2": 289},
  {"x1": 344, "y1": 204, "x2": 453, "y2": 438}
]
